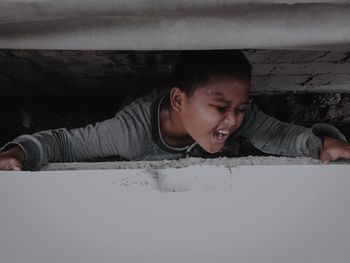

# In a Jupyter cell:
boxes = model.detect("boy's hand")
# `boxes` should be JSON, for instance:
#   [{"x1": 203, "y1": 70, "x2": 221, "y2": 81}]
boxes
[
  {"x1": 0, "y1": 146, "x2": 25, "y2": 171},
  {"x1": 320, "y1": 137, "x2": 350, "y2": 164}
]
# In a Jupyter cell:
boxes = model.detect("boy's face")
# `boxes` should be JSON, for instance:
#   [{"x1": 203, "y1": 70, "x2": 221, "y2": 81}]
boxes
[{"x1": 179, "y1": 76, "x2": 250, "y2": 153}]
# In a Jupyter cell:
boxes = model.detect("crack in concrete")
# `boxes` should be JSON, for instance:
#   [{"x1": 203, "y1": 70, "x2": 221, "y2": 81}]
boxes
[
  {"x1": 310, "y1": 51, "x2": 330, "y2": 62},
  {"x1": 340, "y1": 52, "x2": 350, "y2": 63},
  {"x1": 300, "y1": 74, "x2": 318, "y2": 86}
]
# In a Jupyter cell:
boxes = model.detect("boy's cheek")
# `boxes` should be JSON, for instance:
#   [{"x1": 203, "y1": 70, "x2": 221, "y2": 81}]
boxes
[{"x1": 237, "y1": 116, "x2": 245, "y2": 128}]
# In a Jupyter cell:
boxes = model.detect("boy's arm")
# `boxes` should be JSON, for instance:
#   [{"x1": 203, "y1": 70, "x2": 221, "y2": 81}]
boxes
[
  {"x1": 0, "y1": 93, "x2": 154, "y2": 171},
  {"x1": 235, "y1": 103, "x2": 347, "y2": 159},
  {"x1": 0, "y1": 111, "x2": 149, "y2": 170},
  {"x1": 0, "y1": 119, "x2": 121, "y2": 171}
]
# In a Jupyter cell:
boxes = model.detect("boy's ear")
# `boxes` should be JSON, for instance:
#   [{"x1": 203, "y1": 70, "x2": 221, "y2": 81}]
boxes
[{"x1": 170, "y1": 87, "x2": 184, "y2": 112}]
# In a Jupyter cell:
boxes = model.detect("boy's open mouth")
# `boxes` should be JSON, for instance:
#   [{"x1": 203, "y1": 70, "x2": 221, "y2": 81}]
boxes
[{"x1": 212, "y1": 129, "x2": 230, "y2": 144}]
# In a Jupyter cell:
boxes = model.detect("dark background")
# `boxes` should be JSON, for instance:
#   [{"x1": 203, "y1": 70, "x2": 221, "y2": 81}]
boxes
[{"x1": 1, "y1": 49, "x2": 349, "y2": 156}]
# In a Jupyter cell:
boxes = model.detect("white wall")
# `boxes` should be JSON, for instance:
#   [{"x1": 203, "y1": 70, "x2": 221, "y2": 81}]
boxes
[{"x1": 1, "y1": 162, "x2": 350, "y2": 263}]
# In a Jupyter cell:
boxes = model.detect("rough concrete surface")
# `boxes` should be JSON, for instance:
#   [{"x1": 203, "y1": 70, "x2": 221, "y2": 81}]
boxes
[
  {"x1": 39, "y1": 156, "x2": 350, "y2": 171},
  {"x1": 1, "y1": 164, "x2": 350, "y2": 263}
]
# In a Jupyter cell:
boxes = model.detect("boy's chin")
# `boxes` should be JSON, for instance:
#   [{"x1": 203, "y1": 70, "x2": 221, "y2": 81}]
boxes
[
  {"x1": 201, "y1": 144, "x2": 224, "y2": 154},
  {"x1": 195, "y1": 137, "x2": 225, "y2": 153}
]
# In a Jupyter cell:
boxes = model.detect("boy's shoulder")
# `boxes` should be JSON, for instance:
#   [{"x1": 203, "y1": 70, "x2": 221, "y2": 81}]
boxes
[
  {"x1": 115, "y1": 89, "x2": 160, "y2": 126},
  {"x1": 116, "y1": 88, "x2": 169, "y2": 129},
  {"x1": 112, "y1": 89, "x2": 163, "y2": 160},
  {"x1": 118, "y1": 89, "x2": 160, "y2": 110}
]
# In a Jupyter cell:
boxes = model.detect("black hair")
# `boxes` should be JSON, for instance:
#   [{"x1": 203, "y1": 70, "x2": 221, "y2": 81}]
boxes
[{"x1": 171, "y1": 50, "x2": 252, "y2": 95}]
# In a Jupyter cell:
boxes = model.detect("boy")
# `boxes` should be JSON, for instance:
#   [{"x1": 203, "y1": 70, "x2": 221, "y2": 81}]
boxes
[{"x1": 1, "y1": 50, "x2": 350, "y2": 171}]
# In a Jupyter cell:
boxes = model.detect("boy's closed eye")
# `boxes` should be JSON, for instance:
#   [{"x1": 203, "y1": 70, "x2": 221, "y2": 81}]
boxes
[
  {"x1": 215, "y1": 105, "x2": 229, "y2": 113},
  {"x1": 235, "y1": 106, "x2": 247, "y2": 113},
  {"x1": 212, "y1": 104, "x2": 247, "y2": 114}
]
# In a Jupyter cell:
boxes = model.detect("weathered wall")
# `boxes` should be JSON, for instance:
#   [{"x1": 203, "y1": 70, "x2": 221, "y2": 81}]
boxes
[{"x1": 1, "y1": 49, "x2": 350, "y2": 97}]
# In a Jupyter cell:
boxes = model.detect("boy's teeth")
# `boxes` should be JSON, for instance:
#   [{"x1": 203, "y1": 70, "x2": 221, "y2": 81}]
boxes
[
  {"x1": 217, "y1": 130, "x2": 229, "y2": 135},
  {"x1": 214, "y1": 130, "x2": 229, "y2": 140}
]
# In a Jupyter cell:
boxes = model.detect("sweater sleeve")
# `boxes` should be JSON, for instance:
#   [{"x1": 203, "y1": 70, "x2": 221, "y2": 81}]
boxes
[
  {"x1": 234, "y1": 103, "x2": 347, "y2": 159},
  {"x1": 0, "y1": 96, "x2": 154, "y2": 171},
  {"x1": 0, "y1": 118, "x2": 124, "y2": 170}
]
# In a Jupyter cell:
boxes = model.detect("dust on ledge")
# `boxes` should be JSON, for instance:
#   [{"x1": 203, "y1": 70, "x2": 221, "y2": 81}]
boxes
[{"x1": 37, "y1": 155, "x2": 346, "y2": 171}]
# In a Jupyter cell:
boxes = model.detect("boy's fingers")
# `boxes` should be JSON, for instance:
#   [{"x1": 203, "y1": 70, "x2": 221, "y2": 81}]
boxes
[
  {"x1": 320, "y1": 152, "x2": 331, "y2": 164},
  {"x1": 340, "y1": 147, "x2": 350, "y2": 160},
  {"x1": 10, "y1": 158, "x2": 23, "y2": 171},
  {"x1": 320, "y1": 146, "x2": 350, "y2": 164},
  {"x1": 322, "y1": 159, "x2": 331, "y2": 165},
  {"x1": 0, "y1": 157, "x2": 23, "y2": 171}
]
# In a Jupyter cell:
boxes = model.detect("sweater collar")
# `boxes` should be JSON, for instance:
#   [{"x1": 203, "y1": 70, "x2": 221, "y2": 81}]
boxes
[{"x1": 151, "y1": 91, "x2": 197, "y2": 154}]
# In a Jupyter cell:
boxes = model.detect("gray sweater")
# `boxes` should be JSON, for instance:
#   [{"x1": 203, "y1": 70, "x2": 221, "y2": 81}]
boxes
[{"x1": 1, "y1": 90, "x2": 347, "y2": 170}]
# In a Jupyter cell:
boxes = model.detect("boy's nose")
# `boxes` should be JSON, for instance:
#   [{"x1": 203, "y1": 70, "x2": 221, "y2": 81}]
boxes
[{"x1": 224, "y1": 112, "x2": 236, "y2": 126}]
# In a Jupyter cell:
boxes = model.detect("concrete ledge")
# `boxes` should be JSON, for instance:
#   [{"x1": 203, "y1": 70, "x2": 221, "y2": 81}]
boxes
[
  {"x1": 1, "y1": 160, "x2": 350, "y2": 263},
  {"x1": 38, "y1": 156, "x2": 350, "y2": 171}
]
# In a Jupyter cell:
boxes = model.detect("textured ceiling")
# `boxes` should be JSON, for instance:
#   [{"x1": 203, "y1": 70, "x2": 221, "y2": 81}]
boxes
[
  {"x1": 1, "y1": 1, "x2": 350, "y2": 50},
  {"x1": 0, "y1": 49, "x2": 349, "y2": 98}
]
